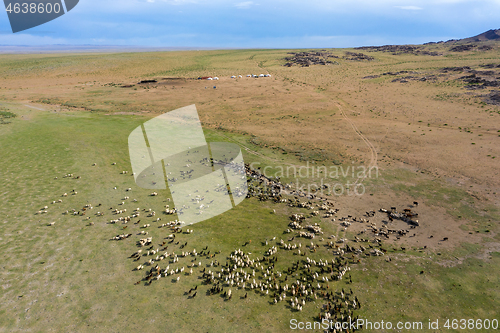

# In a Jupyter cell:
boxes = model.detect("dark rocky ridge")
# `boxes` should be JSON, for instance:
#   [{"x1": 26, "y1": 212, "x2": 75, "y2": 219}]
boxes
[{"x1": 283, "y1": 51, "x2": 339, "y2": 67}]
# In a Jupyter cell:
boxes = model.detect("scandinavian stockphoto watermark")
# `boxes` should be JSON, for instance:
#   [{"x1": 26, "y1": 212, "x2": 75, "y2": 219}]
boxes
[
  {"x1": 290, "y1": 318, "x2": 499, "y2": 331},
  {"x1": 128, "y1": 104, "x2": 248, "y2": 226},
  {"x1": 290, "y1": 318, "x2": 426, "y2": 331},
  {"x1": 249, "y1": 161, "x2": 379, "y2": 197},
  {"x1": 3, "y1": 0, "x2": 79, "y2": 33}
]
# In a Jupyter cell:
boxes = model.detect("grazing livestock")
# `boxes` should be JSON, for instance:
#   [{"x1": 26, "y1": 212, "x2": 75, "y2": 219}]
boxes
[{"x1": 55, "y1": 161, "x2": 421, "y2": 319}]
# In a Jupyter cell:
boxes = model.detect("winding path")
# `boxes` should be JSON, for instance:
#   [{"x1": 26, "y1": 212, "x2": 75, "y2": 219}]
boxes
[
  {"x1": 334, "y1": 101, "x2": 378, "y2": 186},
  {"x1": 215, "y1": 99, "x2": 379, "y2": 187}
]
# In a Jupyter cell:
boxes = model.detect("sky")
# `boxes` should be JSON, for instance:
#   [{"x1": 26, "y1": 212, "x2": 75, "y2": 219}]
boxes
[{"x1": 1, "y1": 0, "x2": 500, "y2": 48}]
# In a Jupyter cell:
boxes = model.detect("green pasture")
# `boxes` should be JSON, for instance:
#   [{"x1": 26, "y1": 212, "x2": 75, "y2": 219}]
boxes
[{"x1": 0, "y1": 106, "x2": 498, "y2": 332}]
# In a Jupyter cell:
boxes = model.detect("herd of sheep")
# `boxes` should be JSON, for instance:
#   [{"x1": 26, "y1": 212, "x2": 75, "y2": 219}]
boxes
[{"x1": 38, "y1": 161, "x2": 421, "y2": 333}]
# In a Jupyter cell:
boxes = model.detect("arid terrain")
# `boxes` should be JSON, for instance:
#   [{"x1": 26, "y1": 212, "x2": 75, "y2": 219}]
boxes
[{"x1": 0, "y1": 31, "x2": 499, "y2": 332}]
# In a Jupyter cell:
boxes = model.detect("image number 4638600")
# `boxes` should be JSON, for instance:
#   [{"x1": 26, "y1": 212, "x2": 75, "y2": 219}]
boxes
[{"x1": 4, "y1": 0, "x2": 79, "y2": 33}]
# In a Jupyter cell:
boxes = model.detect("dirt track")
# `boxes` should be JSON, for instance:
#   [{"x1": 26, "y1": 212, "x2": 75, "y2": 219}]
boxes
[{"x1": 334, "y1": 100, "x2": 379, "y2": 185}]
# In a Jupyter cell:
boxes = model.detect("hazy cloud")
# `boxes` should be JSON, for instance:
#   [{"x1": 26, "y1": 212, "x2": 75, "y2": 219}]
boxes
[
  {"x1": 138, "y1": 0, "x2": 199, "y2": 4},
  {"x1": 394, "y1": 5, "x2": 423, "y2": 10},
  {"x1": 235, "y1": 1, "x2": 255, "y2": 9},
  {"x1": 1, "y1": 0, "x2": 499, "y2": 48}
]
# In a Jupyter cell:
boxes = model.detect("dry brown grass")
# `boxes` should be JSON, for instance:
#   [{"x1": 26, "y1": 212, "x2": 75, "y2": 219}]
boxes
[
  {"x1": 1, "y1": 48, "x2": 499, "y2": 198},
  {"x1": 0, "y1": 47, "x2": 499, "y2": 332}
]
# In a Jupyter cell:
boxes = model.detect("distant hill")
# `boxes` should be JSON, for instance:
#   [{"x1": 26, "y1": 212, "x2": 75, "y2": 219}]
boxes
[
  {"x1": 456, "y1": 29, "x2": 500, "y2": 43},
  {"x1": 422, "y1": 29, "x2": 500, "y2": 45},
  {"x1": 419, "y1": 29, "x2": 500, "y2": 52},
  {"x1": 357, "y1": 29, "x2": 500, "y2": 52}
]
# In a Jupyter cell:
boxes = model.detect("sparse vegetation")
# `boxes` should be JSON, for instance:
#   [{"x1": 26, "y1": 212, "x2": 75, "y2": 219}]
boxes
[
  {"x1": 0, "y1": 108, "x2": 16, "y2": 124},
  {"x1": 0, "y1": 43, "x2": 499, "y2": 332}
]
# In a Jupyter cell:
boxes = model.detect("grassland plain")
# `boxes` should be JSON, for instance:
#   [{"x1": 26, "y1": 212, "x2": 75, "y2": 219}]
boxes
[{"x1": 0, "y1": 45, "x2": 499, "y2": 332}]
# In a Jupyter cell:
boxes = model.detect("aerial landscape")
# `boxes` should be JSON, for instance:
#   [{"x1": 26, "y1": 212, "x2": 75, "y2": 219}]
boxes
[{"x1": 1, "y1": 1, "x2": 500, "y2": 332}]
